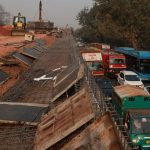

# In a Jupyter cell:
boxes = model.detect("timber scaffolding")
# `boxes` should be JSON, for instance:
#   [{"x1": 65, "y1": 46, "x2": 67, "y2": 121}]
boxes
[{"x1": 0, "y1": 30, "x2": 136, "y2": 150}]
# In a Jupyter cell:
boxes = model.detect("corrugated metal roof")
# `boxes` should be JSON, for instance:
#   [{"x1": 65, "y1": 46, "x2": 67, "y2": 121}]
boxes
[
  {"x1": 13, "y1": 52, "x2": 33, "y2": 66},
  {"x1": 115, "y1": 47, "x2": 150, "y2": 59},
  {"x1": 0, "y1": 103, "x2": 48, "y2": 122},
  {"x1": 21, "y1": 47, "x2": 41, "y2": 59},
  {"x1": 113, "y1": 85, "x2": 149, "y2": 99}
]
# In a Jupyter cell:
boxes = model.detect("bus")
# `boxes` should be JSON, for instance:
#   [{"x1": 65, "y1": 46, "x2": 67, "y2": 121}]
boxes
[
  {"x1": 115, "y1": 47, "x2": 150, "y2": 80},
  {"x1": 112, "y1": 85, "x2": 150, "y2": 149}
]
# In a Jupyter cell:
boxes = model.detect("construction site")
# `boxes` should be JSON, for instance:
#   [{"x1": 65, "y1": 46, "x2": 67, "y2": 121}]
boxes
[
  {"x1": 0, "y1": 1, "x2": 147, "y2": 150},
  {"x1": 0, "y1": 27, "x2": 127, "y2": 149}
]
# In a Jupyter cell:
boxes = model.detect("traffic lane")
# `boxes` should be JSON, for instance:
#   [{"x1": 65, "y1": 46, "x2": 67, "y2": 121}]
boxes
[{"x1": 95, "y1": 76, "x2": 118, "y2": 98}]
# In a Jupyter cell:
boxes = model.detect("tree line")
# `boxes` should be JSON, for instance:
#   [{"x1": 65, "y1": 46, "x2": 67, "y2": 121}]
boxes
[{"x1": 76, "y1": 0, "x2": 150, "y2": 50}]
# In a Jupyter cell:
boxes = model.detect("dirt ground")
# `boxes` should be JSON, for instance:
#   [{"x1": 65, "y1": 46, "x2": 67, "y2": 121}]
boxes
[{"x1": 0, "y1": 25, "x2": 12, "y2": 36}]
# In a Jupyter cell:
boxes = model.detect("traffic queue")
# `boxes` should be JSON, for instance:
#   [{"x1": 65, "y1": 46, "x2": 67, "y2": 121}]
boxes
[{"x1": 80, "y1": 43, "x2": 150, "y2": 149}]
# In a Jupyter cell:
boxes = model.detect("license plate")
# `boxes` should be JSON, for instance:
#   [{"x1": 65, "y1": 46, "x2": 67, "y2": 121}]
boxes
[{"x1": 146, "y1": 140, "x2": 150, "y2": 144}]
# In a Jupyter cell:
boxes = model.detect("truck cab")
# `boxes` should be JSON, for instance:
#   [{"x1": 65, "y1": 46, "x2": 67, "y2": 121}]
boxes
[{"x1": 124, "y1": 110, "x2": 150, "y2": 150}]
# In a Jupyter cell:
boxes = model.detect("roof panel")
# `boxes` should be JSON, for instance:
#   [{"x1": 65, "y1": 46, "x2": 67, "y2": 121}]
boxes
[
  {"x1": 0, "y1": 103, "x2": 47, "y2": 122},
  {"x1": 0, "y1": 70, "x2": 10, "y2": 85},
  {"x1": 113, "y1": 85, "x2": 149, "y2": 99},
  {"x1": 13, "y1": 52, "x2": 33, "y2": 66},
  {"x1": 21, "y1": 47, "x2": 41, "y2": 59}
]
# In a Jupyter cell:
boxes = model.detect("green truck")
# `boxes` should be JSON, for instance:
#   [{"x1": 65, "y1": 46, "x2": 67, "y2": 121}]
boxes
[{"x1": 112, "y1": 85, "x2": 150, "y2": 150}]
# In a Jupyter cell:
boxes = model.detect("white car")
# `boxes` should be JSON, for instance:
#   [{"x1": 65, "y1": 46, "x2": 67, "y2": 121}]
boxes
[{"x1": 117, "y1": 70, "x2": 144, "y2": 88}]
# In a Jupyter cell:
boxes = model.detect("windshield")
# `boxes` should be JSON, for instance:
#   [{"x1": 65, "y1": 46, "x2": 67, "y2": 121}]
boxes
[
  {"x1": 139, "y1": 63, "x2": 150, "y2": 74},
  {"x1": 125, "y1": 75, "x2": 140, "y2": 81},
  {"x1": 87, "y1": 62, "x2": 102, "y2": 71},
  {"x1": 110, "y1": 58, "x2": 125, "y2": 65},
  {"x1": 132, "y1": 117, "x2": 150, "y2": 134},
  {"x1": 19, "y1": 17, "x2": 25, "y2": 23}
]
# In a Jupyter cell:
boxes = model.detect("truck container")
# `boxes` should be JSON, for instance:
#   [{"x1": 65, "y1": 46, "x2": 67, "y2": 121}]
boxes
[{"x1": 112, "y1": 85, "x2": 150, "y2": 150}]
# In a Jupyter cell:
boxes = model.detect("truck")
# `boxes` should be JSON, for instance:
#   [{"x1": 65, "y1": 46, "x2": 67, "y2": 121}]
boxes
[
  {"x1": 90, "y1": 43, "x2": 126, "y2": 76},
  {"x1": 80, "y1": 47, "x2": 104, "y2": 76},
  {"x1": 101, "y1": 50, "x2": 126, "y2": 76},
  {"x1": 112, "y1": 85, "x2": 150, "y2": 150}
]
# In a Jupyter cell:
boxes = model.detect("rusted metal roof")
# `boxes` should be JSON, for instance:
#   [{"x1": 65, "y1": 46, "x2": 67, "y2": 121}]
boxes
[
  {"x1": 113, "y1": 85, "x2": 149, "y2": 99},
  {"x1": 61, "y1": 112, "x2": 122, "y2": 150},
  {"x1": 0, "y1": 102, "x2": 48, "y2": 122},
  {"x1": 33, "y1": 88, "x2": 95, "y2": 150}
]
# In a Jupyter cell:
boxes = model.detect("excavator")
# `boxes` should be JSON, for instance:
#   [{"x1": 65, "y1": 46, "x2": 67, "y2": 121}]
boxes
[{"x1": 11, "y1": 12, "x2": 27, "y2": 36}]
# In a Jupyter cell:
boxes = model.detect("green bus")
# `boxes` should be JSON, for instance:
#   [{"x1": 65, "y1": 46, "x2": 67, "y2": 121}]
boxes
[{"x1": 112, "y1": 85, "x2": 150, "y2": 150}]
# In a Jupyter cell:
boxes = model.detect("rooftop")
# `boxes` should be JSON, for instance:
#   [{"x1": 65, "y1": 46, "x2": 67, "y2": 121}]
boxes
[{"x1": 113, "y1": 85, "x2": 149, "y2": 99}]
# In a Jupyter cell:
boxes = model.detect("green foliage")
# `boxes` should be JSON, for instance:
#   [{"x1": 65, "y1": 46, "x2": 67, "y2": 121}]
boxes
[{"x1": 76, "y1": 0, "x2": 150, "y2": 50}]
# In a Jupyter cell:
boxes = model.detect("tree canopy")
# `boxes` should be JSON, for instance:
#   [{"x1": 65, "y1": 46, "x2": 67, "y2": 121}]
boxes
[{"x1": 76, "y1": 0, "x2": 150, "y2": 50}]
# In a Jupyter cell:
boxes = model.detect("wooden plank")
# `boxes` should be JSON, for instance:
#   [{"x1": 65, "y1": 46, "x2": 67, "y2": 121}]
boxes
[
  {"x1": 33, "y1": 88, "x2": 94, "y2": 150},
  {"x1": 0, "y1": 102, "x2": 49, "y2": 107},
  {"x1": 61, "y1": 112, "x2": 123, "y2": 150}
]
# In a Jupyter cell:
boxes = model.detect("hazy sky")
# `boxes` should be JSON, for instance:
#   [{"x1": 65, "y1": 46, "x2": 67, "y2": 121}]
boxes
[{"x1": 0, "y1": 0, "x2": 93, "y2": 28}]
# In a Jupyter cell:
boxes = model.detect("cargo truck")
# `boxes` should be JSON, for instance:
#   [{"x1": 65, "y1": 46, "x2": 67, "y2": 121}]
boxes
[
  {"x1": 80, "y1": 47, "x2": 104, "y2": 76},
  {"x1": 90, "y1": 43, "x2": 126, "y2": 76},
  {"x1": 112, "y1": 85, "x2": 150, "y2": 150}
]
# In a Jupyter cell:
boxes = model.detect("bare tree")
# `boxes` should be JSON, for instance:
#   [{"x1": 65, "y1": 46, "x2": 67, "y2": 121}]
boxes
[{"x1": 0, "y1": 4, "x2": 10, "y2": 25}]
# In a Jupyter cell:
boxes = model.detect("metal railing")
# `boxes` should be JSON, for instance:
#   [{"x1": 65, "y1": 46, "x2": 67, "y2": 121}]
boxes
[{"x1": 84, "y1": 66, "x2": 137, "y2": 150}]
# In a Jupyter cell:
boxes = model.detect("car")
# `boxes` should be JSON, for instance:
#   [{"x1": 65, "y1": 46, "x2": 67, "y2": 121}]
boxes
[
  {"x1": 117, "y1": 70, "x2": 144, "y2": 88},
  {"x1": 144, "y1": 86, "x2": 150, "y2": 95}
]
